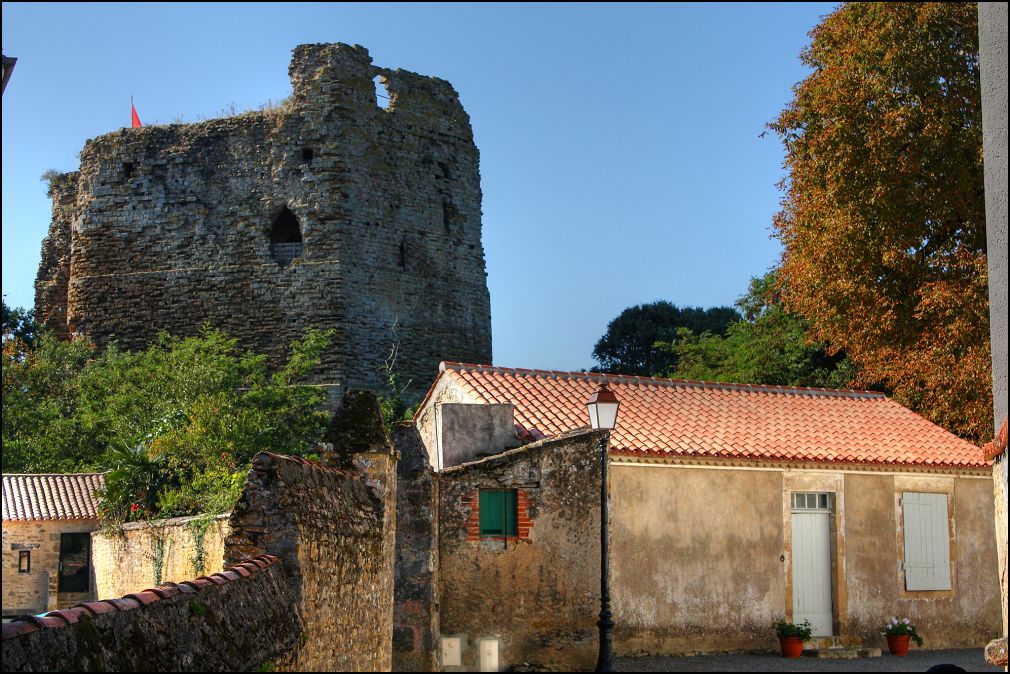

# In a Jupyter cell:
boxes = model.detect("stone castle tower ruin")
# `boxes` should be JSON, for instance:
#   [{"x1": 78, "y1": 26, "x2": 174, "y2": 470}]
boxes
[{"x1": 35, "y1": 43, "x2": 492, "y2": 398}]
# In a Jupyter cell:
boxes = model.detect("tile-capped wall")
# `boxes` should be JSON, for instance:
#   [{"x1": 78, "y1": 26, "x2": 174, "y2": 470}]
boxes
[{"x1": 1, "y1": 555, "x2": 301, "y2": 672}]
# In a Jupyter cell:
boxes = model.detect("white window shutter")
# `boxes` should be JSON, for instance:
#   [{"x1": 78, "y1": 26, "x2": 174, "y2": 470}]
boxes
[{"x1": 902, "y1": 492, "x2": 952, "y2": 591}]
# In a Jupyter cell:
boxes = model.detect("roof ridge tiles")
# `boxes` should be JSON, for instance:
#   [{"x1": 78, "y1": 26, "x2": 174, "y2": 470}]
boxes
[{"x1": 439, "y1": 361, "x2": 886, "y2": 399}]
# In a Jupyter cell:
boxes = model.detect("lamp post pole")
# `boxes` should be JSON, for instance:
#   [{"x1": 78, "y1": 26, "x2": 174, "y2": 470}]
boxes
[
  {"x1": 596, "y1": 429, "x2": 614, "y2": 672},
  {"x1": 586, "y1": 382, "x2": 619, "y2": 673}
]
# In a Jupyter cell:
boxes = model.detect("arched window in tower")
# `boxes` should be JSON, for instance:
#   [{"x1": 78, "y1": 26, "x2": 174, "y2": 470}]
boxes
[{"x1": 270, "y1": 207, "x2": 303, "y2": 266}]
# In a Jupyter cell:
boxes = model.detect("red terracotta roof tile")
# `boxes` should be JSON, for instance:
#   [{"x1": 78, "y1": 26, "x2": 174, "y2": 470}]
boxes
[
  {"x1": 125, "y1": 591, "x2": 161, "y2": 606},
  {"x1": 45, "y1": 607, "x2": 91, "y2": 625},
  {"x1": 108, "y1": 597, "x2": 141, "y2": 612},
  {"x1": 2, "y1": 473, "x2": 105, "y2": 522},
  {"x1": 180, "y1": 578, "x2": 213, "y2": 592},
  {"x1": 430, "y1": 362, "x2": 984, "y2": 469},
  {"x1": 75, "y1": 601, "x2": 118, "y2": 615},
  {"x1": 147, "y1": 585, "x2": 181, "y2": 599},
  {"x1": 2, "y1": 622, "x2": 39, "y2": 639}
]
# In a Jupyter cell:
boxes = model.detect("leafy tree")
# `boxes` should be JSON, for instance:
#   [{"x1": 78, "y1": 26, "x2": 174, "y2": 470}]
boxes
[
  {"x1": 2, "y1": 330, "x2": 97, "y2": 473},
  {"x1": 1, "y1": 321, "x2": 334, "y2": 520},
  {"x1": 2, "y1": 298, "x2": 40, "y2": 346},
  {"x1": 667, "y1": 273, "x2": 857, "y2": 389},
  {"x1": 592, "y1": 301, "x2": 740, "y2": 376},
  {"x1": 87, "y1": 327, "x2": 334, "y2": 520},
  {"x1": 770, "y1": 2, "x2": 990, "y2": 441}
]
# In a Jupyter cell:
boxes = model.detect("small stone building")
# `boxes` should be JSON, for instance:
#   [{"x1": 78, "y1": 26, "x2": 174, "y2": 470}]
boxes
[
  {"x1": 415, "y1": 362, "x2": 1001, "y2": 658},
  {"x1": 2, "y1": 474, "x2": 104, "y2": 617}
]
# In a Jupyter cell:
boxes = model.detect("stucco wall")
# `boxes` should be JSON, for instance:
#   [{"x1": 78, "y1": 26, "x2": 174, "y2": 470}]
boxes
[
  {"x1": 438, "y1": 430, "x2": 602, "y2": 671},
  {"x1": 844, "y1": 473, "x2": 1000, "y2": 649},
  {"x1": 437, "y1": 403, "x2": 518, "y2": 468},
  {"x1": 610, "y1": 464, "x2": 785, "y2": 655},
  {"x1": 609, "y1": 463, "x2": 1000, "y2": 656},
  {"x1": 2, "y1": 520, "x2": 98, "y2": 616},
  {"x1": 415, "y1": 375, "x2": 473, "y2": 470},
  {"x1": 91, "y1": 514, "x2": 229, "y2": 600}
]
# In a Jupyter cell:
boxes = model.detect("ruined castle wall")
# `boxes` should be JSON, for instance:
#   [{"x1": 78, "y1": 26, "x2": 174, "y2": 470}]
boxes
[
  {"x1": 34, "y1": 172, "x2": 78, "y2": 341},
  {"x1": 91, "y1": 514, "x2": 230, "y2": 600},
  {"x1": 36, "y1": 43, "x2": 491, "y2": 399},
  {"x1": 1, "y1": 555, "x2": 301, "y2": 673},
  {"x1": 225, "y1": 451, "x2": 395, "y2": 671}
]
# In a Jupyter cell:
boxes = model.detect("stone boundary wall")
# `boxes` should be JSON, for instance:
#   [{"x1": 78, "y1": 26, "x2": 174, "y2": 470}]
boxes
[
  {"x1": 1, "y1": 555, "x2": 301, "y2": 672},
  {"x1": 92, "y1": 514, "x2": 230, "y2": 600},
  {"x1": 226, "y1": 450, "x2": 396, "y2": 671},
  {"x1": 392, "y1": 422, "x2": 439, "y2": 671}
]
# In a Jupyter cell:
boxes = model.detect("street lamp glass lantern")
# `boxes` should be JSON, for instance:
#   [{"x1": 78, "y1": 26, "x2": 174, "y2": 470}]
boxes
[{"x1": 587, "y1": 383, "x2": 620, "y2": 431}]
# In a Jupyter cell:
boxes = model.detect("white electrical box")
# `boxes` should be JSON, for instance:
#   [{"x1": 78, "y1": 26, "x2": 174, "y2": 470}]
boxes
[
  {"x1": 441, "y1": 637, "x2": 462, "y2": 667},
  {"x1": 479, "y1": 638, "x2": 499, "y2": 672}
]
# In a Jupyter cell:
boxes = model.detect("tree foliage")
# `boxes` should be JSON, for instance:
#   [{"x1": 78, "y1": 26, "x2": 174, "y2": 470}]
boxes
[
  {"x1": 2, "y1": 299, "x2": 39, "y2": 346},
  {"x1": 592, "y1": 301, "x2": 740, "y2": 376},
  {"x1": 770, "y1": 2, "x2": 990, "y2": 441},
  {"x1": 667, "y1": 273, "x2": 857, "y2": 389},
  {"x1": 2, "y1": 317, "x2": 334, "y2": 520}
]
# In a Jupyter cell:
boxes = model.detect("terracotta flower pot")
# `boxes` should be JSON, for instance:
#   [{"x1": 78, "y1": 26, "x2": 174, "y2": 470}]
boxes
[
  {"x1": 887, "y1": 634, "x2": 912, "y2": 656},
  {"x1": 779, "y1": 636, "x2": 805, "y2": 658}
]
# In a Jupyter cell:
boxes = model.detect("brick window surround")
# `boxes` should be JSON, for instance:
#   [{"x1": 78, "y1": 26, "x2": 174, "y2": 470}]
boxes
[{"x1": 463, "y1": 489, "x2": 533, "y2": 543}]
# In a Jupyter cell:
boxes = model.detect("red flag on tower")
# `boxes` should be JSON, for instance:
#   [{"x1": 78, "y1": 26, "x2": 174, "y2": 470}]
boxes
[{"x1": 131, "y1": 97, "x2": 142, "y2": 128}]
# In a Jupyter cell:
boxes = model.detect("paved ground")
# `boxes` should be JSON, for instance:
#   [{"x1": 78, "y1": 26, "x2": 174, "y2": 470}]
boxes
[{"x1": 615, "y1": 649, "x2": 1002, "y2": 672}]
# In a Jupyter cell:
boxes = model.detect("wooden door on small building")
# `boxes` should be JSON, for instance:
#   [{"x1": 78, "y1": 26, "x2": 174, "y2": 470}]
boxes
[{"x1": 791, "y1": 492, "x2": 834, "y2": 637}]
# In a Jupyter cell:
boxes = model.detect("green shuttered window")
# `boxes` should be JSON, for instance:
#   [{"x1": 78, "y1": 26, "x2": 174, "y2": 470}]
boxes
[{"x1": 479, "y1": 489, "x2": 518, "y2": 537}]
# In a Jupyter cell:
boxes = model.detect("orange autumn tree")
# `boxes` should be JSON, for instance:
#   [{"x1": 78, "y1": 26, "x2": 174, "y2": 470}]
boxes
[{"x1": 770, "y1": 2, "x2": 991, "y2": 443}]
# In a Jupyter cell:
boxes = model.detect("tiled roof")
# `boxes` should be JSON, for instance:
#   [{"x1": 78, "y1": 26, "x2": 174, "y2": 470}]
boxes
[
  {"x1": 2, "y1": 473, "x2": 105, "y2": 522},
  {"x1": 423, "y1": 362, "x2": 985, "y2": 468}
]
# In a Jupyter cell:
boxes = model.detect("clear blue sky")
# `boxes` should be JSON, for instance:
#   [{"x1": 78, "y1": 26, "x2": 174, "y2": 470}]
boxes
[{"x1": 2, "y1": 2, "x2": 837, "y2": 372}]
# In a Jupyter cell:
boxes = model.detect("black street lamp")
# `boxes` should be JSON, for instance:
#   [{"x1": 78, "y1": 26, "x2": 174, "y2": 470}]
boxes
[{"x1": 586, "y1": 382, "x2": 620, "y2": 672}]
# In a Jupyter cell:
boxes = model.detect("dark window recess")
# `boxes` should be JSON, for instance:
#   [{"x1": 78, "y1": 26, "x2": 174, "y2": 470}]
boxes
[
  {"x1": 301, "y1": 147, "x2": 314, "y2": 163},
  {"x1": 270, "y1": 207, "x2": 303, "y2": 266},
  {"x1": 123, "y1": 162, "x2": 135, "y2": 178},
  {"x1": 18, "y1": 550, "x2": 30, "y2": 574},
  {"x1": 58, "y1": 533, "x2": 90, "y2": 593},
  {"x1": 479, "y1": 490, "x2": 518, "y2": 537},
  {"x1": 398, "y1": 239, "x2": 407, "y2": 269},
  {"x1": 442, "y1": 200, "x2": 459, "y2": 235}
]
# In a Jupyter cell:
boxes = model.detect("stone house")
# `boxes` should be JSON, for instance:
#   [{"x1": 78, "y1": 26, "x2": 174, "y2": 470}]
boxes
[
  {"x1": 414, "y1": 362, "x2": 1001, "y2": 657},
  {"x1": 394, "y1": 424, "x2": 604, "y2": 671},
  {"x1": 2, "y1": 474, "x2": 104, "y2": 617}
]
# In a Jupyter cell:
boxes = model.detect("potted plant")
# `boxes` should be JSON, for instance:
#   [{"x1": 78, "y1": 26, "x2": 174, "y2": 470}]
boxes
[
  {"x1": 882, "y1": 616, "x2": 923, "y2": 656},
  {"x1": 774, "y1": 618, "x2": 813, "y2": 658}
]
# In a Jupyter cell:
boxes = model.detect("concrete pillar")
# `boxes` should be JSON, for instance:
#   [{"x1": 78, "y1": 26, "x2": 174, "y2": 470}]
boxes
[{"x1": 979, "y1": 2, "x2": 1008, "y2": 668}]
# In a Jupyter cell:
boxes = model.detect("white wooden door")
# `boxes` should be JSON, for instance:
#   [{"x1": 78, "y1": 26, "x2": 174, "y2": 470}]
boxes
[{"x1": 791, "y1": 493, "x2": 833, "y2": 637}]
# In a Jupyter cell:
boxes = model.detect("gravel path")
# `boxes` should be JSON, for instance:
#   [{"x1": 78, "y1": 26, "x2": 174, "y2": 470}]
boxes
[{"x1": 615, "y1": 649, "x2": 1001, "y2": 672}]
